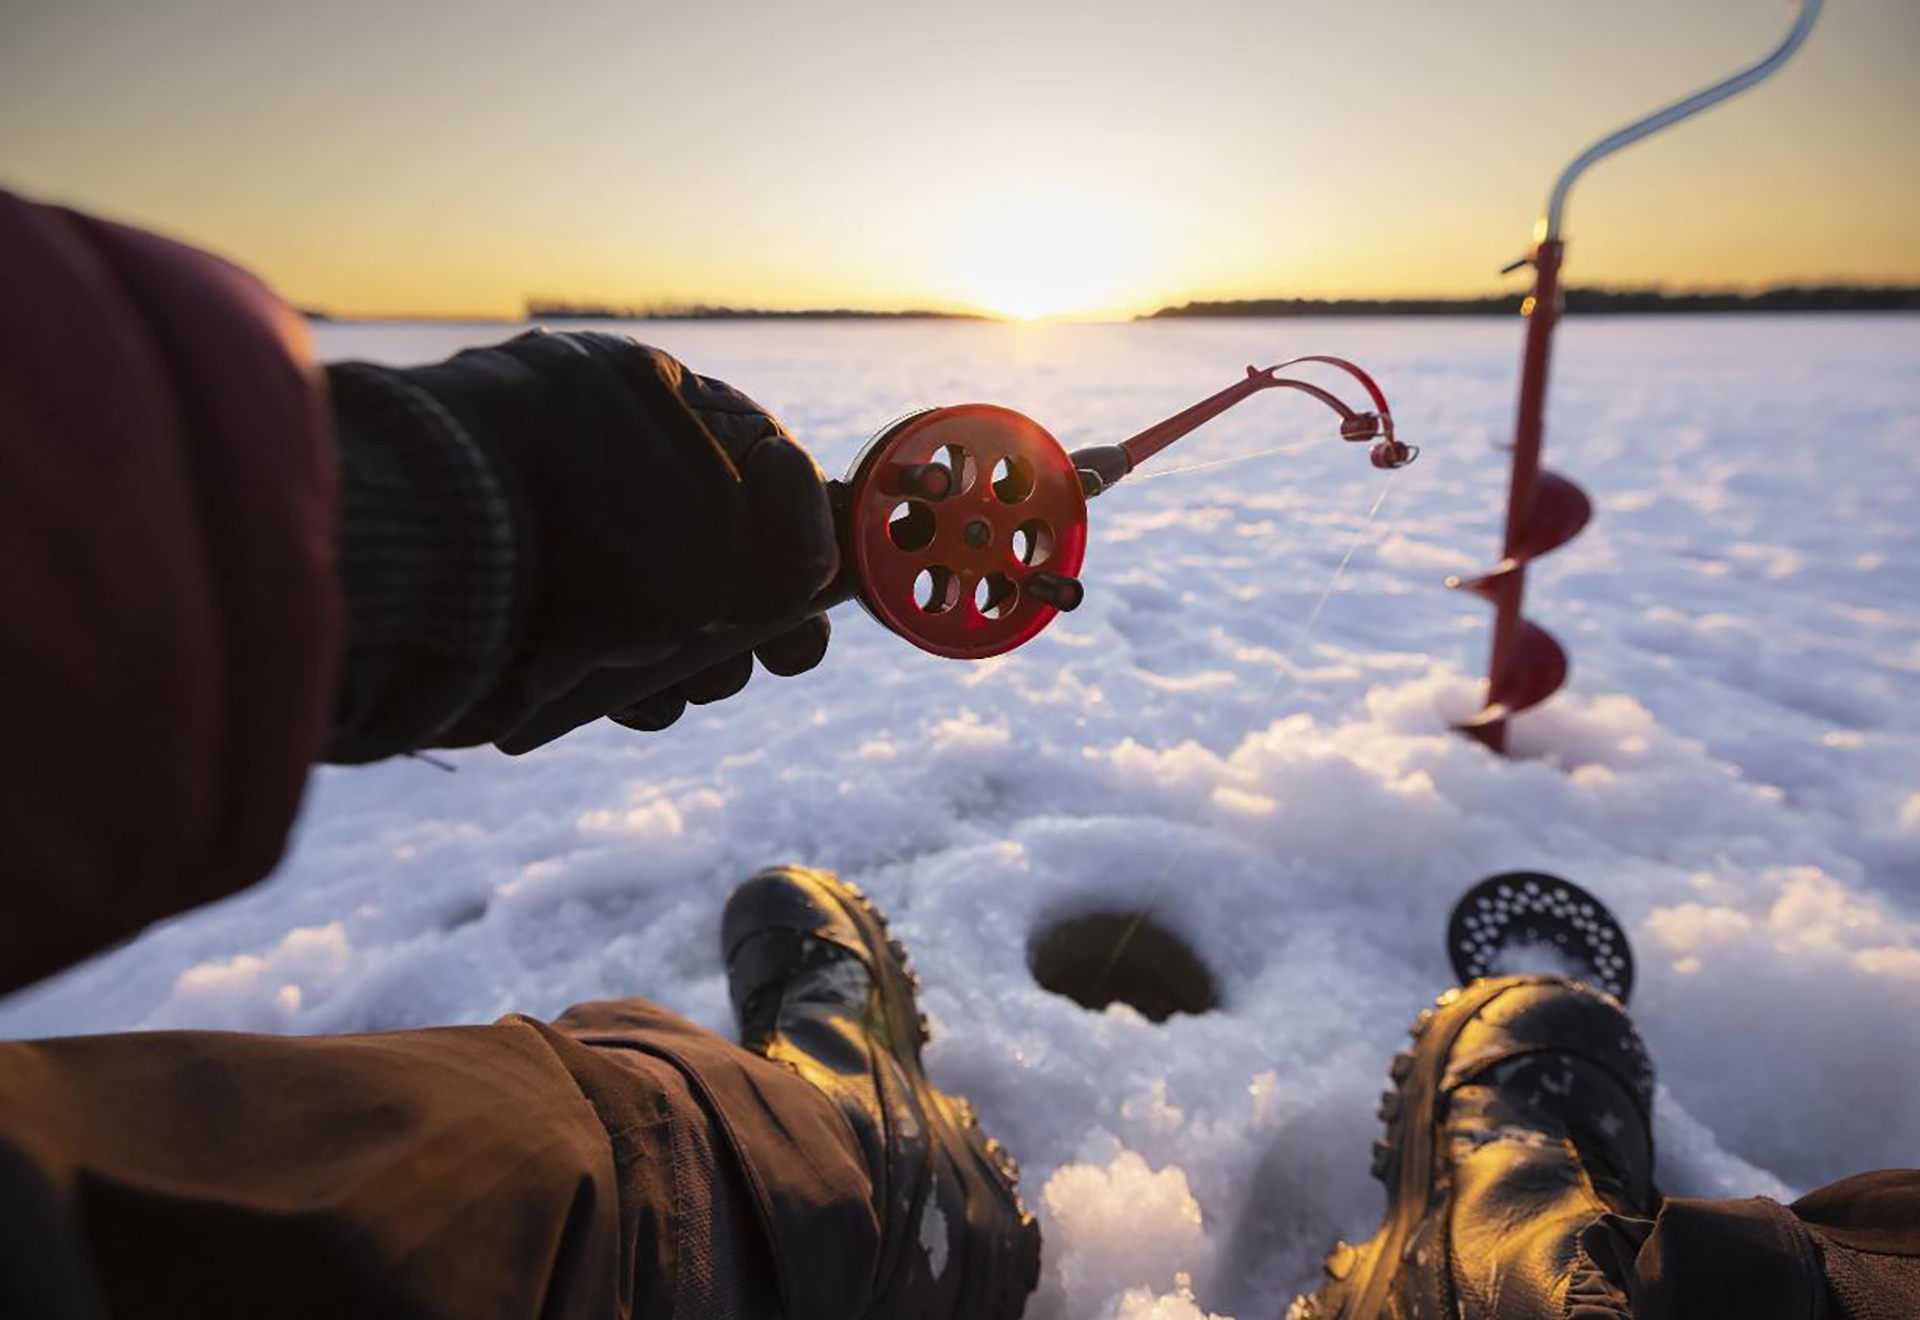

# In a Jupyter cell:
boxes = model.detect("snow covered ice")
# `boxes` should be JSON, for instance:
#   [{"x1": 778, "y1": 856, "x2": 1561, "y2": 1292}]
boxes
[{"x1": 4, "y1": 314, "x2": 1917, "y2": 1318}]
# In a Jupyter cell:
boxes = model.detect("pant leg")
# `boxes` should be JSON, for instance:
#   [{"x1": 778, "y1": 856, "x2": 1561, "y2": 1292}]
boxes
[
  {"x1": 1793, "y1": 1171, "x2": 1920, "y2": 1318},
  {"x1": 1576, "y1": 1170, "x2": 1920, "y2": 1320},
  {"x1": 0, "y1": 1000, "x2": 878, "y2": 1320},
  {"x1": 551, "y1": 999, "x2": 883, "y2": 1320}
]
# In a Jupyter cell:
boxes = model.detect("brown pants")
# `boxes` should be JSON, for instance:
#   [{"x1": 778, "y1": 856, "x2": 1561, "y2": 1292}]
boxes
[
  {"x1": 0, "y1": 1000, "x2": 878, "y2": 1320},
  {"x1": 4, "y1": 998, "x2": 1915, "y2": 1320}
]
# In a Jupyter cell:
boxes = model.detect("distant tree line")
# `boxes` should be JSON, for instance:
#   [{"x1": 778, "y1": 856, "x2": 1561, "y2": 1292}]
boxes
[
  {"x1": 1144, "y1": 286, "x2": 1920, "y2": 319},
  {"x1": 525, "y1": 300, "x2": 986, "y2": 322}
]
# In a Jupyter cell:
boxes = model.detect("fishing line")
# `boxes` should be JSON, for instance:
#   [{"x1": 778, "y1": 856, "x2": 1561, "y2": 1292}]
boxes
[
  {"x1": 1123, "y1": 439, "x2": 1319, "y2": 483},
  {"x1": 1087, "y1": 472, "x2": 1401, "y2": 1001}
]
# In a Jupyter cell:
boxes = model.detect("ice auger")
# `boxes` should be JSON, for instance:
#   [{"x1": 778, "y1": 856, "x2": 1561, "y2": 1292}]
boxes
[{"x1": 1451, "y1": 0, "x2": 1824, "y2": 753}]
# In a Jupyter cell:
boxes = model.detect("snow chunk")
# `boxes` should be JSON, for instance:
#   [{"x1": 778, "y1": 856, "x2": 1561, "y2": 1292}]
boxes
[
  {"x1": 1112, "y1": 1274, "x2": 1231, "y2": 1320},
  {"x1": 147, "y1": 923, "x2": 352, "y2": 1032},
  {"x1": 1044, "y1": 1147, "x2": 1209, "y2": 1316}
]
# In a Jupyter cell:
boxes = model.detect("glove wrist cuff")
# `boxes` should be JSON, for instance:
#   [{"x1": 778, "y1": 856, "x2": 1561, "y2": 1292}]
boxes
[{"x1": 324, "y1": 361, "x2": 526, "y2": 761}]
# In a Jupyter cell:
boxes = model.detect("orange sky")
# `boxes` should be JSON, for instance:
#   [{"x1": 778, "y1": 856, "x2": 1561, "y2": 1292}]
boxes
[{"x1": 3, "y1": 0, "x2": 1915, "y2": 320}]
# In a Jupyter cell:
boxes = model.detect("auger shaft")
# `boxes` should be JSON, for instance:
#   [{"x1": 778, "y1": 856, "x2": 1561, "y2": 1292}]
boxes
[{"x1": 1458, "y1": 241, "x2": 1579, "y2": 754}]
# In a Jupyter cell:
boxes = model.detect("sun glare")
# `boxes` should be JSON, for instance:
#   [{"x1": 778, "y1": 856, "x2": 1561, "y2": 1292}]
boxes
[{"x1": 943, "y1": 191, "x2": 1159, "y2": 321}]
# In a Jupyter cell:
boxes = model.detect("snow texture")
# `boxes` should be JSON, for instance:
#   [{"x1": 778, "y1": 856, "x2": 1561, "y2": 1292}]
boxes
[{"x1": 4, "y1": 315, "x2": 1917, "y2": 1317}]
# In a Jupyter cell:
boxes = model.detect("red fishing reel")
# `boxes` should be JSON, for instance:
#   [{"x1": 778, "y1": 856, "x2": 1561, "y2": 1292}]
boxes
[{"x1": 842, "y1": 405, "x2": 1089, "y2": 660}]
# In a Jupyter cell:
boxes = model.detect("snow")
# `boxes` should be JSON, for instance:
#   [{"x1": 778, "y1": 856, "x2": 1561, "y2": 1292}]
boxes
[{"x1": 5, "y1": 314, "x2": 1917, "y2": 1317}]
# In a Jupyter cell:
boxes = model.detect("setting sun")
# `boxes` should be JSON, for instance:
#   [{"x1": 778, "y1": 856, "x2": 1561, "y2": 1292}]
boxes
[{"x1": 939, "y1": 190, "x2": 1165, "y2": 321}]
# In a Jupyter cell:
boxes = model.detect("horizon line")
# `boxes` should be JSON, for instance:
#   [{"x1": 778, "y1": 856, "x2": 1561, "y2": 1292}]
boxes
[{"x1": 300, "y1": 279, "x2": 1920, "y2": 326}]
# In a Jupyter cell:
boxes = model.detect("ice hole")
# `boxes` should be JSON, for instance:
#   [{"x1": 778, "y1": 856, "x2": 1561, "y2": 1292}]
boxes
[{"x1": 1028, "y1": 911, "x2": 1219, "y2": 1023}]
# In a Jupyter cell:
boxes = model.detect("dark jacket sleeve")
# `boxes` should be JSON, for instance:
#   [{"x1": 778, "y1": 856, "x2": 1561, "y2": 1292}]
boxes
[{"x1": 0, "y1": 192, "x2": 339, "y2": 995}]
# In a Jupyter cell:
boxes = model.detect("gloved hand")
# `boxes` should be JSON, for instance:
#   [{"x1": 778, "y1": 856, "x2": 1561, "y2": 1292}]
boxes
[{"x1": 326, "y1": 331, "x2": 837, "y2": 761}]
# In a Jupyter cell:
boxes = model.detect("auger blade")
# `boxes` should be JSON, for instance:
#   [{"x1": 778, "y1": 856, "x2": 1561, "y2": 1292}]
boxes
[
  {"x1": 1457, "y1": 618, "x2": 1569, "y2": 741},
  {"x1": 1511, "y1": 470, "x2": 1592, "y2": 562},
  {"x1": 1446, "y1": 557, "x2": 1521, "y2": 601}
]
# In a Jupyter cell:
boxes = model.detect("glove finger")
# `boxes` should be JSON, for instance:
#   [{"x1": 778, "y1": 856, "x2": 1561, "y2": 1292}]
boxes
[
  {"x1": 679, "y1": 649, "x2": 756, "y2": 706},
  {"x1": 609, "y1": 341, "x2": 837, "y2": 625},
  {"x1": 566, "y1": 336, "x2": 769, "y2": 471},
  {"x1": 754, "y1": 615, "x2": 831, "y2": 678},
  {"x1": 670, "y1": 359, "x2": 792, "y2": 468},
  {"x1": 493, "y1": 333, "x2": 834, "y2": 630},
  {"x1": 569, "y1": 339, "x2": 807, "y2": 628},
  {"x1": 610, "y1": 688, "x2": 688, "y2": 733},
  {"x1": 737, "y1": 435, "x2": 839, "y2": 625}
]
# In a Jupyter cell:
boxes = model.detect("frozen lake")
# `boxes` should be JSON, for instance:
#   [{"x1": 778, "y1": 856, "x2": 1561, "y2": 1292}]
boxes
[{"x1": 6, "y1": 314, "x2": 1917, "y2": 1319}]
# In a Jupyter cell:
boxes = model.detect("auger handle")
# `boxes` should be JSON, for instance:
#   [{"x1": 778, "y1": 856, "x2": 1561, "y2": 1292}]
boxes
[{"x1": 1538, "y1": 0, "x2": 1822, "y2": 243}]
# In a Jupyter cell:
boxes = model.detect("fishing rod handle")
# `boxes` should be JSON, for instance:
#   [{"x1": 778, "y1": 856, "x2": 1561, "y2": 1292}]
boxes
[{"x1": 497, "y1": 560, "x2": 862, "y2": 755}]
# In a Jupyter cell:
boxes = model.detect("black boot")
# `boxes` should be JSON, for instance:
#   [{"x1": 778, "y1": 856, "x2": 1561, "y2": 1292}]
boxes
[
  {"x1": 1289, "y1": 975, "x2": 1658, "y2": 1320},
  {"x1": 721, "y1": 866, "x2": 1043, "y2": 1320}
]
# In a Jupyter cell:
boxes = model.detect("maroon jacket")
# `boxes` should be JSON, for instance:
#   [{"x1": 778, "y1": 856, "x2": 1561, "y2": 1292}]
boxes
[{"x1": 0, "y1": 192, "x2": 338, "y2": 994}]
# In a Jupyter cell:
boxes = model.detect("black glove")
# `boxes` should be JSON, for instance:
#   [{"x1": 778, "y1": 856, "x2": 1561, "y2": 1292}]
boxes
[{"x1": 326, "y1": 331, "x2": 837, "y2": 761}]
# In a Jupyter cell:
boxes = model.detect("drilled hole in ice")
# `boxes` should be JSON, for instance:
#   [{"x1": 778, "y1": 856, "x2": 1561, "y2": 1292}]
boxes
[{"x1": 1028, "y1": 911, "x2": 1219, "y2": 1023}]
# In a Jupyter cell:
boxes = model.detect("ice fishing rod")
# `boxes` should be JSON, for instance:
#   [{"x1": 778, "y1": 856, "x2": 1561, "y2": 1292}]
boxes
[
  {"x1": 500, "y1": 358, "x2": 1412, "y2": 753},
  {"x1": 1451, "y1": 0, "x2": 1823, "y2": 753}
]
